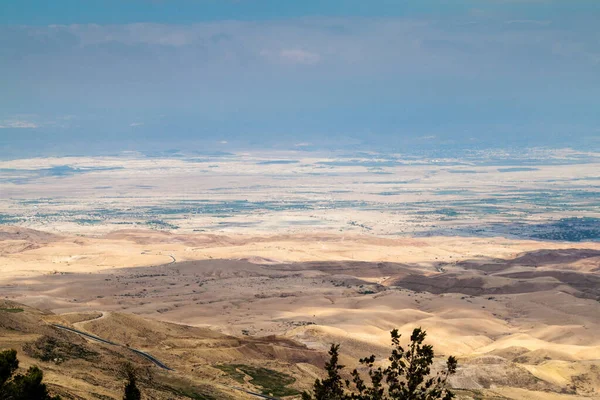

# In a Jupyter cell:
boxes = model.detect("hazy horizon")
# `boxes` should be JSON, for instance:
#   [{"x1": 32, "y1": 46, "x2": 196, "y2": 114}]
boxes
[
  {"x1": 2, "y1": 0, "x2": 600, "y2": 159},
  {"x1": 2, "y1": 4, "x2": 600, "y2": 400}
]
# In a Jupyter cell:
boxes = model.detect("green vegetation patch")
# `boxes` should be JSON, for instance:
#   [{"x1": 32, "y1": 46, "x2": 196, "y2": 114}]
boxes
[
  {"x1": 145, "y1": 219, "x2": 179, "y2": 230},
  {"x1": 154, "y1": 374, "x2": 220, "y2": 400},
  {"x1": 214, "y1": 365, "x2": 246, "y2": 383},
  {"x1": 418, "y1": 208, "x2": 460, "y2": 217},
  {"x1": 0, "y1": 214, "x2": 24, "y2": 225},
  {"x1": 0, "y1": 308, "x2": 24, "y2": 313},
  {"x1": 530, "y1": 217, "x2": 600, "y2": 242},
  {"x1": 23, "y1": 335, "x2": 98, "y2": 364},
  {"x1": 74, "y1": 218, "x2": 102, "y2": 225},
  {"x1": 170, "y1": 388, "x2": 216, "y2": 400},
  {"x1": 215, "y1": 364, "x2": 299, "y2": 397}
]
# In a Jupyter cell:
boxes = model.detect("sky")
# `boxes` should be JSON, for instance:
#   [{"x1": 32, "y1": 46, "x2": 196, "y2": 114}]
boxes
[{"x1": 1, "y1": 0, "x2": 599, "y2": 157}]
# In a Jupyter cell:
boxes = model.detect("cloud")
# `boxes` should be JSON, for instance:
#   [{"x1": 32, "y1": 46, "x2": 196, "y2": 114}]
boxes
[
  {"x1": 260, "y1": 48, "x2": 321, "y2": 65},
  {"x1": 505, "y1": 19, "x2": 551, "y2": 25},
  {"x1": 1, "y1": 15, "x2": 598, "y2": 148},
  {"x1": 5, "y1": 17, "x2": 598, "y2": 79},
  {"x1": 0, "y1": 120, "x2": 39, "y2": 129},
  {"x1": 419, "y1": 135, "x2": 437, "y2": 141},
  {"x1": 279, "y1": 49, "x2": 321, "y2": 65}
]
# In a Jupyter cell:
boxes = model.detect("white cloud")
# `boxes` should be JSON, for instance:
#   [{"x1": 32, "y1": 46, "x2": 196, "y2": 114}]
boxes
[
  {"x1": 0, "y1": 120, "x2": 39, "y2": 129},
  {"x1": 260, "y1": 48, "x2": 321, "y2": 65},
  {"x1": 3, "y1": 17, "x2": 599, "y2": 111},
  {"x1": 14, "y1": 17, "x2": 597, "y2": 77},
  {"x1": 279, "y1": 49, "x2": 321, "y2": 65},
  {"x1": 505, "y1": 19, "x2": 551, "y2": 25},
  {"x1": 130, "y1": 122, "x2": 144, "y2": 127}
]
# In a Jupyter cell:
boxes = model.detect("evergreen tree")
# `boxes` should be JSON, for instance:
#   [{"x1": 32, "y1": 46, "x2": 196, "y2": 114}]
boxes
[
  {"x1": 303, "y1": 328, "x2": 457, "y2": 400},
  {"x1": 0, "y1": 349, "x2": 60, "y2": 400},
  {"x1": 122, "y1": 363, "x2": 141, "y2": 400},
  {"x1": 302, "y1": 344, "x2": 348, "y2": 400},
  {"x1": 0, "y1": 350, "x2": 19, "y2": 388}
]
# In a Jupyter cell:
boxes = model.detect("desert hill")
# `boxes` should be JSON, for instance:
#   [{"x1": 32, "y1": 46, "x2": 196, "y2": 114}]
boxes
[
  {"x1": 1, "y1": 227, "x2": 599, "y2": 399},
  {"x1": 0, "y1": 300, "x2": 327, "y2": 399},
  {"x1": 2, "y1": 298, "x2": 599, "y2": 400}
]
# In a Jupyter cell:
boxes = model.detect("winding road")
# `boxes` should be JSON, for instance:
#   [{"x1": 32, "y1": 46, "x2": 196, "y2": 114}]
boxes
[
  {"x1": 52, "y1": 323, "x2": 174, "y2": 370},
  {"x1": 51, "y1": 256, "x2": 282, "y2": 399},
  {"x1": 51, "y1": 323, "x2": 280, "y2": 399}
]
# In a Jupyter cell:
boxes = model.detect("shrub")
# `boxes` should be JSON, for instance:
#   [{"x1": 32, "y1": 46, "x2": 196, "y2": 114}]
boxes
[
  {"x1": 0, "y1": 349, "x2": 61, "y2": 400},
  {"x1": 122, "y1": 363, "x2": 141, "y2": 400},
  {"x1": 303, "y1": 328, "x2": 457, "y2": 400}
]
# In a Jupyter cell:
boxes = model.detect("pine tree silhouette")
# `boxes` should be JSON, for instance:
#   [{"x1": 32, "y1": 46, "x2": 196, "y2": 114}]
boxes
[
  {"x1": 0, "y1": 349, "x2": 61, "y2": 400},
  {"x1": 303, "y1": 328, "x2": 458, "y2": 400},
  {"x1": 122, "y1": 363, "x2": 141, "y2": 400}
]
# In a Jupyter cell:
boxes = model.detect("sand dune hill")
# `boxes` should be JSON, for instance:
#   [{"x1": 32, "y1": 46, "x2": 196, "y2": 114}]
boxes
[
  {"x1": 103, "y1": 229, "x2": 241, "y2": 247},
  {"x1": 1, "y1": 302, "x2": 191, "y2": 399},
  {"x1": 476, "y1": 333, "x2": 600, "y2": 361},
  {"x1": 0, "y1": 302, "x2": 323, "y2": 399},
  {"x1": 81, "y1": 312, "x2": 230, "y2": 346},
  {"x1": 508, "y1": 249, "x2": 600, "y2": 268},
  {"x1": 522, "y1": 360, "x2": 600, "y2": 395},
  {"x1": 3, "y1": 226, "x2": 600, "y2": 278},
  {"x1": 55, "y1": 311, "x2": 104, "y2": 325},
  {"x1": 2, "y1": 300, "x2": 598, "y2": 399},
  {"x1": 0, "y1": 226, "x2": 62, "y2": 243},
  {"x1": 1, "y1": 228, "x2": 599, "y2": 399},
  {"x1": 0, "y1": 227, "x2": 64, "y2": 255},
  {"x1": 0, "y1": 300, "x2": 54, "y2": 335}
]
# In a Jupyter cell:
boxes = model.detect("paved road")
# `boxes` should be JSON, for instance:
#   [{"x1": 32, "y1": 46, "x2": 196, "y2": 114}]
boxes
[
  {"x1": 51, "y1": 324, "x2": 280, "y2": 399},
  {"x1": 52, "y1": 324, "x2": 118, "y2": 346},
  {"x1": 53, "y1": 324, "x2": 174, "y2": 370}
]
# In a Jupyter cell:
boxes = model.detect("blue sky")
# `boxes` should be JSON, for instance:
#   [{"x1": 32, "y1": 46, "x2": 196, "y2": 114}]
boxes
[
  {"x1": 6, "y1": 0, "x2": 598, "y2": 24},
  {"x1": 1, "y1": 1, "x2": 599, "y2": 156}
]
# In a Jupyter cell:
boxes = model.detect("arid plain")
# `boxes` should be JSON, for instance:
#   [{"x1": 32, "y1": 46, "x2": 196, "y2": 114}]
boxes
[{"x1": 1, "y1": 149, "x2": 599, "y2": 399}]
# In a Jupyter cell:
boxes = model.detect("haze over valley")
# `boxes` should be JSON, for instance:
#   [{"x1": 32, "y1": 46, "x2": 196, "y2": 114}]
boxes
[
  {"x1": 1, "y1": 148, "x2": 600, "y2": 399},
  {"x1": 1, "y1": 1, "x2": 600, "y2": 399}
]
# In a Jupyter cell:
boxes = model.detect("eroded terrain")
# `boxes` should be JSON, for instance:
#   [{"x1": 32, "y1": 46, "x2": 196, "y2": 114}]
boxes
[
  {"x1": 1, "y1": 149, "x2": 599, "y2": 398},
  {"x1": 1, "y1": 227, "x2": 599, "y2": 399}
]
